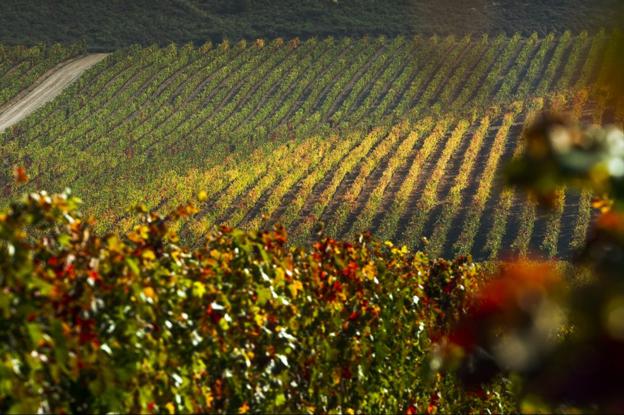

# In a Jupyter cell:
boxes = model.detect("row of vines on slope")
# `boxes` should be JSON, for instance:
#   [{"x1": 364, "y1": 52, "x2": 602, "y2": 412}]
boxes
[{"x1": 1, "y1": 32, "x2": 622, "y2": 259}]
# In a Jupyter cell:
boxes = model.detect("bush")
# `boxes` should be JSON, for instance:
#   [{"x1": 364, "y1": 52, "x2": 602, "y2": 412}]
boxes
[{"x1": 0, "y1": 190, "x2": 513, "y2": 413}]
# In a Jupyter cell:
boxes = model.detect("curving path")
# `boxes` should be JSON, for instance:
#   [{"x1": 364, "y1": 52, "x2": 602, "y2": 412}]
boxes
[{"x1": 0, "y1": 54, "x2": 109, "y2": 132}]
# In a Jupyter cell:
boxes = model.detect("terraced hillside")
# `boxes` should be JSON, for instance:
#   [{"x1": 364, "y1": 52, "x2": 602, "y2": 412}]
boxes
[{"x1": 1, "y1": 31, "x2": 623, "y2": 259}]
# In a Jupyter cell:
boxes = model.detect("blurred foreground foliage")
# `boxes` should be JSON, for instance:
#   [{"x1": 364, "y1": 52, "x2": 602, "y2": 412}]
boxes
[
  {"x1": 0, "y1": 189, "x2": 516, "y2": 413},
  {"x1": 436, "y1": 107, "x2": 624, "y2": 412}
]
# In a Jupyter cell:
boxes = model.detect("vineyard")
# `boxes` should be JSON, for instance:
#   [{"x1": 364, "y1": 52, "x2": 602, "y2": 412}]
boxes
[
  {"x1": 1, "y1": 31, "x2": 623, "y2": 260},
  {"x1": 0, "y1": 43, "x2": 84, "y2": 108}
]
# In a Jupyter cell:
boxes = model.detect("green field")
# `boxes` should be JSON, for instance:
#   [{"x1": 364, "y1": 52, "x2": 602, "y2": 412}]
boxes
[{"x1": 1, "y1": 31, "x2": 622, "y2": 260}]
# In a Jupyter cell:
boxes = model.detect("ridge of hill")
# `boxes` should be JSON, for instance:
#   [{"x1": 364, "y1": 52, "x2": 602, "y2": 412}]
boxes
[
  {"x1": 2, "y1": 32, "x2": 623, "y2": 260},
  {"x1": 0, "y1": 0, "x2": 622, "y2": 49}
]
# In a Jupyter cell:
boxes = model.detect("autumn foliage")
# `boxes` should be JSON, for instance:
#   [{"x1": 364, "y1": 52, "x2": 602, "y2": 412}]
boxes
[{"x1": 0, "y1": 190, "x2": 515, "y2": 413}]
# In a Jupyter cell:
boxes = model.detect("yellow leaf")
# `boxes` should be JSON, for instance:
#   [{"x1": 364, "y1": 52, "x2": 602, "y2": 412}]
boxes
[
  {"x1": 198, "y1": 190, "x2": 208, "y2": 202},
  {"x1": 289, "y1": 280, "x2": 303, "y2": 297},
  {"x1": 143, "y1": 287, "x2": 156, "y2": 299},
  {"x1": 362, "y1": 262, "x2": 376, "y2": 280},
  {"x1": 219, "y1": 317, "x2": 230, "y2": 331},
  {"x1": 275, "y1": 267, "x2": 285, "y2": 285},
  {"x1": 201, "y1": 386, "x2": 213, "y2": 408},
  {"x1": 192, "y1": 281, "x2": 206, "y2": 298},
  {"x1": 127, "y1": 231, "x2": 142, "y2": 244},
  {"x1": 591, "y1": 196, "x2": 613, "y2": 213},
  {"x1": 238, "y1": 402, "x2": 250, "y2": 414},
  {"x1": 134, "y1": 224, "x2": 150, "y2": 239},
  {"x1": 165, "y1": 402, "x2": 175, "y2": 414},
  {"x1": 332, "y1": 369, "x2": 341, "y2": 385},
  {"x1": 107, "y1": 235, "x2": 124, "y2": 252},
  {"x1": 142, "y1": 249, "x2": 156, "y2": 261},
  {"x1": 254, "y1": 312, "x2": 266, "y2": 327}
]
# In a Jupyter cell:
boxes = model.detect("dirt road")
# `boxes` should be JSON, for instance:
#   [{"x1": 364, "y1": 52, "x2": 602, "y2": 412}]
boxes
[{"x1": 0, "y1": 54, "x2": 109, "y2": 132}]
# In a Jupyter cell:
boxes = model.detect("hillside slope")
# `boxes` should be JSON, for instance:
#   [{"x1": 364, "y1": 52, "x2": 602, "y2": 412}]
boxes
[
  {"x1": 2, "y1": 32, "x2": 623, "y2": 259},
  {"x1": 0, "y1": 0, "x2": 621, "y2": 48},
  {"x1": 0, "y1": 43, "x2": 84, "y2": 107},
  {"x1": 0, "y1": 54, "x2": 108, "y2": 132}
]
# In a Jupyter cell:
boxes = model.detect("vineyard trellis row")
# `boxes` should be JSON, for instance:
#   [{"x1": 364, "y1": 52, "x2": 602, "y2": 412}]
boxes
[
  {"x1": 0, "y1": 42, "x2": 84, "y2": 108},
  {"x1": 1, "y1": 32, "x2": 622, "y2": 260}
]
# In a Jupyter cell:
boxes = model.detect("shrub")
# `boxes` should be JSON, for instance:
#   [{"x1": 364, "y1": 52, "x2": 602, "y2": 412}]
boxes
[{"x1": 0, "y1": 190, "x2": 512, "y2": 413}]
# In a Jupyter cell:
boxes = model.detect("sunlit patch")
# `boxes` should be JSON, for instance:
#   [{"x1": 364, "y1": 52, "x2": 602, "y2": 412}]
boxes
[
  {"x1": 606, "y1": 127, "x2": 624, "y2": 156},
  {"x1": 607, "y1": 157, "x2": 624, "y2": 177},
  {"x1": 493, "y1": 333, "x2": 531, "y2": 371},
  {"x1": 549, "y1": 126, "x2": 573, "y2": 154},
  {"x1": 604, "y1": 297, "x2": 624, "y2": 341}
]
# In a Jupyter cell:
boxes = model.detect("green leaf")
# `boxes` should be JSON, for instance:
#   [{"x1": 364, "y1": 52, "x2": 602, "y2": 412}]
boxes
[
  {"x1": 218, "y1": 317, "x2": 230, "y2": 331},
  {"x1": 58, "y1": 233, "x2": 71, "y2": 247},
  {"x1": 50, "y1": 320, "x2": 69, "y2": 373},
  {"x1": 125, "y1": 257, "x2": 140, "y2": 275},
  {"x1": 274, "y1": 393, "x2": 286, "y2": 407},
  {"x1": 29, "y1": 276, "x2": 52, "y2": 295},
  {"x1": 256, "y1": 287, "x2": 271, "y2": 305},
  {"x1": 9, "y1": 398, "x2": 41, "y2": 414},
  {"x1": 26, "y1": 323, "x2": 43, "y2": 344}
]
